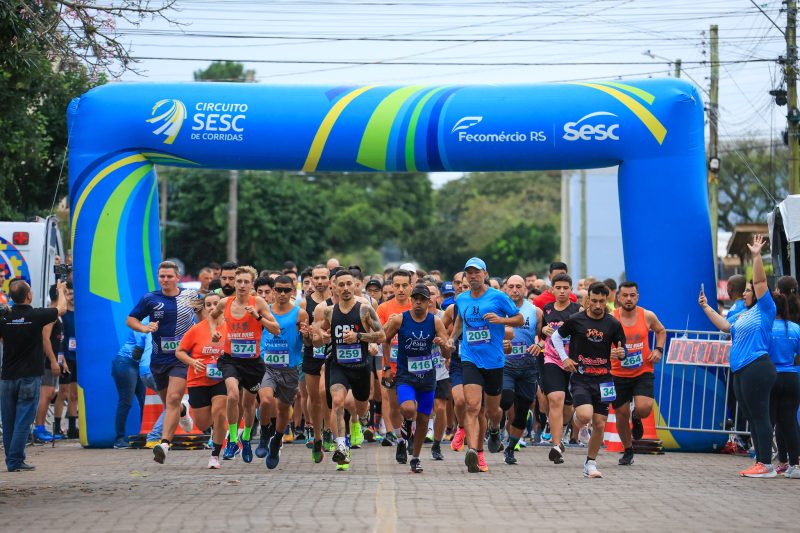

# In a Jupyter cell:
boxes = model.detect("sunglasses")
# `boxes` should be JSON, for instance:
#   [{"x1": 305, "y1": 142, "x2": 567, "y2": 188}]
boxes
[{"x1": 274, "y1": 287, "x2": 294, "y2": 294}]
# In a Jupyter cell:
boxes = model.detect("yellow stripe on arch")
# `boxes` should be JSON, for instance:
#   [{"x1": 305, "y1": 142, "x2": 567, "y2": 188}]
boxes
[
  {"x1": 70, "y1": 154, "x2": 149, "y2": 248},
  {"x1": 303, "y1": 85, "x2": 378, "y2": 172},
  {"x1": 575, "y1": 83, "x2": 667, "y2": 145}
]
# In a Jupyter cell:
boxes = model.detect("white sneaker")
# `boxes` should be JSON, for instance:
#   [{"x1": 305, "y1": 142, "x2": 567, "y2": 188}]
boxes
[
  {"x1": 787, "y1": 465, "x2": 800, "y2": 479},
  {"x1": 153, "y1": 442, "x2": 169, "y2": 464},
  {"x1": 583, "y1": 459, "x2": 603, "y2": 478},
  {"x1": 207, "y1": 455, "x2": 221, "y2": 469},
  {"x1": 179, "y1": 400, "x2": 194, "y2": 433},
  {"x1": 378, "y1": 418, "x2": 387, "y2": 436},
  {"x1": 578, "y1": 426, "x2": 591, "y2": 446}
]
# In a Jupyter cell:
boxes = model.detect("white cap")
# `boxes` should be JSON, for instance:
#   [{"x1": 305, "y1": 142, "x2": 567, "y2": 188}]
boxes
[{"x1": 399, "y1": 262, "x2": 417, "y2": 273}]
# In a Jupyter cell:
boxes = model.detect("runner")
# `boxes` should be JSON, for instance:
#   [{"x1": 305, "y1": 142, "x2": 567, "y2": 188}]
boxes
[
  {"x1": 210, "y1": 266, "x2": 280, "y2": 463},
  {"x1": 383, "y1": 284, "x2": 450, "y2": 473},
  {"x1": 500, "y1": 275, "x2": 542, "y2": 465},
  {"x1": 315, "y1": 269, "x2": 385, "y2": 470},
  {"x1": 175, "y1": 292, "x2": 228, "y2": 469},
  {"x1": 612, "y1": 281, "x2": 667, "y2": 466},
  {"x1": 444, "y1": 272, "x2": 468, "y2": 452},
  {"x1": 533, "y1": 262, "x2": 578, "y2": 309},
  {"x1": 427, "y1": 282, "x2": 450, "y2": 460},
  {"x1": 446, "y1": 258, "x2": 523, "y2": 473},
  {"x1": 540, "y1": 273, "x2": 582, "y2": 464},
  {"x1": 299, "y1": 265, "x2": 333, "y2": 463},
  {"x1": 259, "y1": 275, "x2": 312, "y2": 469},
  {"x1": 551, "y1": 282, "x2": 626, "y2": 478},
  {"x1": 127, "y1": 261, "x2": 198, "y2": 464}
]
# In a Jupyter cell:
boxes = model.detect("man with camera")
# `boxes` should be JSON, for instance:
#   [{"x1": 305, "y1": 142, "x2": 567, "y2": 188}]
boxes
[{"x1": 0, "y1": 279, "x2": 67, "y2": 472}]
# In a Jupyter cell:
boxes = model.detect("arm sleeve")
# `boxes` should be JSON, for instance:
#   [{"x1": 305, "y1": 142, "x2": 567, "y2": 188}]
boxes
[
  {"x1": 499, "y1": 292, "x2": 520, "y2": 318},
  {"x1": 551, "y1": 330, "x2": 570, "y2": 361},
  {"x1": 556, "y1": 317, "x2": 575, "y2": 339},
  {"x1": 757, "y1": 289, "x2": 777, "y2": 317}
]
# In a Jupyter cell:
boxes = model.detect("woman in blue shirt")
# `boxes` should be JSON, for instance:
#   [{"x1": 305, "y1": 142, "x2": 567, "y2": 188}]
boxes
[
  {"x1": 771, "y1": 277, "x2": 800, "y2": 478},
  {"x1": 699, "y1": 235, "x2": 777, "y2": 478}
]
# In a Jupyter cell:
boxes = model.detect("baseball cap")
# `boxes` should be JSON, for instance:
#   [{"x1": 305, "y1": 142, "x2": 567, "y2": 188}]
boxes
[
  {"x1": 410, "y1": 284, "x2": 431, "y2": 299},
  {"x1": 365, "y1": 279, "x2": 382, "y2": 289},
  {"x1": 399, "y1": 262, "x2": 417, "y2": 273},
  {"x1": 441, "y1": 282, "x2": 455, "y2": 295},
  {"x1": 464, "y1": 257, "x2": 487, "y2": 271}
]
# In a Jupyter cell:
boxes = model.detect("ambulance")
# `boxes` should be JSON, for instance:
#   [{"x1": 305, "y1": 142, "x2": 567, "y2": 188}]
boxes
[{"x1": 0, "y1": 216, "x2": 65, "y2": 307}]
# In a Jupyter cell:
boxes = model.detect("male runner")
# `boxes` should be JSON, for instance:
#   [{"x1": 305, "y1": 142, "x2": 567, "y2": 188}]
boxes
[
  {"x1": 299, "y1": 265, "x2": 332, "y2": 463},
  {"x1": 315, "y1": 270, "x2": 385, "y2": 469},
  {"x1": 383, "y1": 284, "x2": 450, "y2": 473},
  {"x1": 210, "y1": 266, "x2": 280, "y2": 463},
  {"x1": 259, "y1": 275, "x2": 312, "y2": 469},
  {"x1": 612, "y1": 281, "x2": 666, "y2": 466},
  {"x1": 533, "y1": 262, "x2": 578, "y2": 308},
  {"x1": 446, "y1": 258, "x2": 523, "y2": 473},
  {"x1": 444, "y1": 272, "x2": 468, "y2": 452},
  {"x1": 551, "y1": 282, "x2": 626, "y2": 478},
  {"x1": 127, "y1": 261, "x2": 198, "y2": 464},
  {"x1": 427, "y1": 282, "x2": 450, "y2": 460},
  {"x1": 500, "y1": 275, "x2": 542, "y2": 465}
]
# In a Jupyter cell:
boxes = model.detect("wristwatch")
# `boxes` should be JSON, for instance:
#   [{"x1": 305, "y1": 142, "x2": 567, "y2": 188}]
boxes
[
  {"x1": 654, "y1": 346, "x2": 664, "y2": 354},
  {"x1": 383, "y1": 365, "x2": 392, "y2": 372},
  {"x1": 357, "y1": 332, "x2": 363, "y2": 342}
]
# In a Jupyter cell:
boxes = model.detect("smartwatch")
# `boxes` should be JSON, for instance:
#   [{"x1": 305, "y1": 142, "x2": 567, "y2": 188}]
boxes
[{"x1": 357, "y1": 332, "x2": 363, "y2": 342}]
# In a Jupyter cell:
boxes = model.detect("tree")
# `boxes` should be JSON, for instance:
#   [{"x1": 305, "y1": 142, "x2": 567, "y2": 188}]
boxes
[
  {"x1": 717, "y1": 139, "x2": 788, "y2": 231},
  {"x1": 194, "y1": 61, "x2": 255, "y2": 82}
]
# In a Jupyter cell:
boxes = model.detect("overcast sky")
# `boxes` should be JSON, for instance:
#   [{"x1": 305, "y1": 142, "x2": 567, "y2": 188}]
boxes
[{"x1": 113, "y1": 0, "x2": 787, "y2": 185}]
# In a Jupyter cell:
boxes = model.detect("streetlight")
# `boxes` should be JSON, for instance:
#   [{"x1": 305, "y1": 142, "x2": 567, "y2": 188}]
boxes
[{"x1": 642, "y1": 50, "x2": 682, "y2": 78}]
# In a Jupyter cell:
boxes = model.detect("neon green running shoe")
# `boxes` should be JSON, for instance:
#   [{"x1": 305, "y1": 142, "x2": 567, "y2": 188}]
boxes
[
  {"x1": 350, "y1": 422, "x2": 364, "y2": 448},
  {"x1": 311, "y1": 439, "x2": 324, "y2": 464},
  {"x1": 322, "y1": 429, "x2": 335, "y2": 452},
  {"x1": 336, "y1": 462, "x2": 350, "y2": 471}
]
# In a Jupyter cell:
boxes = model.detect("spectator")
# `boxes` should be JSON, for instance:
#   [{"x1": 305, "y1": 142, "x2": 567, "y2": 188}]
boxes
[
  {"x1": 54, "y1": 282, "x2": 78, "y2": 439},
  {"x1": 32, "y1": 284, "x2": 64, "y2": 442},
  {"x1": 111, "y1": 322, "x2": 153, "y2": 448},
  {"x1": 0, "y1": 279, "x2": 67, "y2": 471},
  {"x1": 197, "y1": 267, "x2": 214, "y2": 291}
]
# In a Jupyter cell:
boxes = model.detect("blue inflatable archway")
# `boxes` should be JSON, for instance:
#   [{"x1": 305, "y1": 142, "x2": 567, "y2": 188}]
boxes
[{"x1": 68, "y1": 79, "x2": 717, "y2": 448}]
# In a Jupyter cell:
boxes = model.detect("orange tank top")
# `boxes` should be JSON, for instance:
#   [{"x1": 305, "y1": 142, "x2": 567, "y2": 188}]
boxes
[
  {"x1": 611, "y1": 307, "x2": 652, "y2": 378},
  {"x1": 223, "y1": 295, "x2": 263, "y2": 359}
]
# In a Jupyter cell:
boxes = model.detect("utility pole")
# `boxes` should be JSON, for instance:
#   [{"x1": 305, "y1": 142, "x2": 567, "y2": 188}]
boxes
[
  {"x1": 580, "y1": 169, "x2": 587, "y2": 279},
  {"x1": 708, "y1": 25, "x2": 720, "y2": 264},
  {"x1": 227, "y1": 170, "x2": 238, "y2": 262},
  {"x1": 788, "y1": 0, "x2": 799, "y2": 194},
  {"x1": 674, "y1": 58, "x2": 682, "y2": 78}
]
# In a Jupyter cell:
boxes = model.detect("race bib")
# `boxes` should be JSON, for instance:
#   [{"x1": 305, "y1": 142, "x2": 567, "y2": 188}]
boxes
[
  {"x1": 600, "y1": 381, "x2": 617, "y2": 403},
  {"x1": 68, "y1": 337, "x2": 77, "y2": 351},
  {"x1": 408, "y1": 355, "x2": 434, "y2": 374},
  {"x1": 621, "y1": 350, "x2": 643, "y2": 369},
  {"x1": 336, "y1": 344, "x2": 361, "y2": 363},
  {"x1": 390, "y1": 344, "x2": 398, "y2": 362},
  {"x1": 313, "y1": 345, "x2": 327, "y2": 360},
  {"x1": 264, "y1": 350, "x2": 289, "y2": 368},
  {"x1": 205, "y1": 363, "x2": 223, "y2": 380},
  {"x1": 231, "y1": 339, "x2": 257, "y2": 358},
  {"x1": 432, "y1": 346, "x2": 443, "y2": 369},
  {"x1": 508, "y1": 342, "x2": 527, "y2": 359},
  {"x1": 466, "y1": 326, "x2": 491, "y2": 345},
  {"x1": 160, "y1": 336, "x2": 179, "y2": 354}
]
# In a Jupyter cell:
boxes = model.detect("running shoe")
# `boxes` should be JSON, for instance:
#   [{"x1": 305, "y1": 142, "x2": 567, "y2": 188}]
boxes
[
  {"x1": 517, "y1": 438, "x2": 527, "y2": 449},
  {"x1": 322, "y1": 429, "x2": 335, "y2": 452},
  {"x1": 144, "y1": 440, "x2": 159, "y2": 449},
  {"x1": 450, "y1": 426, "x2": 466, "y2": 452},
  {"x1": 294, "y1": 428, "x2": 306, "y2": 442},
  {"x1": 425, "y1": 428, "x2": 434, "y2": 443},
  {"x1": 396, "y1": 439, "x2": 408, "y2": 464},
  {"x1": 477, "y1": 450, "x2": 489, "y2": 472},
  {"x1": 240, "y1": 436, "x2": 253, "y2": 463},
  {"x1": 410, "y1": 458, "x2": 423, "y2": 473},
  {"x1": 775, "y1": 462, "x2": 789, "y2": 475},
  {"x1": 265, "y1": 434, "x2": 282, "y2": 470},
  {"x1": 350, "y1": 422, "x2": 364, "y2": 448},
  {"x1": 223, "y1": 441, "x2": 240, "y2": 460},
  {"x1": 583, "y1": 459, "x2": 602, "y2": 478},
  {"x1": 113, "y1": 438, "x2": 130, "y2": 449},
  {"x1": 179, "y1": 401, "x2": 194, "y2": 433},
  {"x1": 503, "y1": 446, "x2": 517, "y2": 465},
  {"x1": 208, "y1": 455, "x2": 221, "y2": 469},
  {"x1": 32, "y1": 425, "x2": 54, "y2": 443},
  {"x1": 153, "y1": 442, "x2": 169, "y2": 464},
  {"x1": 487, "y1": 429, "x2": 504, "y2": 453},
  {"x1": 578, "y1": 426, "x2": 591, "y2": 446},
  {"x1": 255, "y1": 431, "x2": 270, "y2": 459},
  {"x1": 66, "y1": 427, "x2": 80, "y2": 439},
  {"x1": 465, "y1": 448, "x2": 480, "y2": 473},
  {"x1": 312, "y1": 439, "x2": 324, "y2": 463},
  {"x1": 549, "y1": 445, "x2": 564, "y2": 464},
  {"x1": 363, "y1": 426, "x2": 375, "y2": 442},
  {"x1": 283, "y1": 428, "x2": 294, "y2": 444},
  {"x1": 618, "y1": 449, "x2": 634, "y2": 466},
  {"x1": 382, "y1": 431, "x2": 397, "y2": 447},
  {"x1": 532, "y1": 429, "x2": 542, "y2": 445},
  {"x1": 336, "y1": 462, "x2": 351, "y2": 471},
  {"x1": 739, "y1": 462, "x2": 776, "y2": 478},
  {"x1": 631, "y1": 416, "x2": 644, "y2": 440},
  {"x1": 332, "y1": 443, "x2": 350, "y2": 465},
  {"x1": 431, "y1": 442, "x2": 444, "y2": 461},
  {"x1": 786, "y1": 465, "x2": 800, "y2": 478}
]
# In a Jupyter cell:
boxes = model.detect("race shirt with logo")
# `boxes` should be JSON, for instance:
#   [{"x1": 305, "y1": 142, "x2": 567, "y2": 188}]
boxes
[
  {"x1": 261, "y1": 304, "x2": 303, "y2": 369},
  {"x1": 506, "y1": 300, "x2": 538, "y2": 369},
  {"x1": 556, "y1": 311, "x2": 626, "y2": 381},
  {"x1": 611, "y1": 307, "x2": 652, "y2": 378},
  {"x1": 222, "y1": 296, "x2": 264, "y2": 359},
  {"x1": 330, "y1": 302, "x2": 369, "y2": 367},
  {"x1": 542, "y1": 301, "x2": 582, "y2": 369},
  {"x1": 179, "y1": 320, "x2": 226, "y2": 387},
  {"x1": 456, "y1": 287, "x2": 520, "y2": 370},
  {"x1": 395, "y1": 311, "x2": 437, "y2": 391},
  {"x1": 377, "y1": 297, "x2": 411, "y2": 367},
  {"x1": 129, "y1": 288, "x2": 198, "y2": 367}
]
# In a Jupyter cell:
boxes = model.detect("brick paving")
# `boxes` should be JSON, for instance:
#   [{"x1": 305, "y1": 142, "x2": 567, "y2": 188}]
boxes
[{"x1": 0, "y1": 440, "x2": 796, "y2": 532}]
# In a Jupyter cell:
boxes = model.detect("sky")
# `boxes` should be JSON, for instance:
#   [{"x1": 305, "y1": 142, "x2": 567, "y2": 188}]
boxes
[{"x1": 110, "y1": 0, "x2": 788, "y2": 185}]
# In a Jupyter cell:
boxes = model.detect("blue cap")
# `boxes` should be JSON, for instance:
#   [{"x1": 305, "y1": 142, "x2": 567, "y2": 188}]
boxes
[
  {"x1": 441, "y1": 282, "x2": 455, "y2": 294},
  {"x1": 464, "y1": 257, "x2": 487, "y2": 271}
]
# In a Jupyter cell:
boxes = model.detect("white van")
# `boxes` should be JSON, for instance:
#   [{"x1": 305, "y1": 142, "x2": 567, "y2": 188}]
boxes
[{"x1": 0, "y1": 216, "x2": 65, "y2": 307}]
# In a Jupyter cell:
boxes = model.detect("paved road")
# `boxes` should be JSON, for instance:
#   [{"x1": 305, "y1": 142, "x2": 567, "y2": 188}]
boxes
[{"x1": 0, "y1": 440, "x2": 795, "y2": 532}]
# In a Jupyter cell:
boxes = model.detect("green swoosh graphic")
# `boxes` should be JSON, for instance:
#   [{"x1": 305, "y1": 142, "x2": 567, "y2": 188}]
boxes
[
  {"x1": 405, "y1": 87, "x2": 448, "y2": 172},
  {"x1": 357, "y1": 85, "x2": 425, "y2": 170}
]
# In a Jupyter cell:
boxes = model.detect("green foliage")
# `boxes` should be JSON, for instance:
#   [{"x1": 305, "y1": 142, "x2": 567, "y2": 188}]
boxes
[
  {"x1": 481, "y1": 222, "x2": 559, "y2": 277},
  {"x1": 194, "y1": 61, "x2": 255, "y2": 82}
]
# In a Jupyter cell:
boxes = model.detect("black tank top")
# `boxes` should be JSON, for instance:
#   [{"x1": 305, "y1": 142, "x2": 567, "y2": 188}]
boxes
[
  {"x1": 303, "y1": 295, "x2": 333, "y2": 357},
  {"x1": 330, "y1": 301, "x2": 369, "y2": 366}
]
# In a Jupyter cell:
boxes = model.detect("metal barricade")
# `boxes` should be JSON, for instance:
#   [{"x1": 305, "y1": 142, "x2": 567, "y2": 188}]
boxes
[{"x1": 653, "y1": 329, "x2": 750, "y2": 438}]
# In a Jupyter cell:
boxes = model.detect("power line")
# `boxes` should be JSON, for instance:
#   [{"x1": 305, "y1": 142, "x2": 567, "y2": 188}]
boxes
[{"x1": 749, "y1": 0, "x2": 785, "y2": 36}]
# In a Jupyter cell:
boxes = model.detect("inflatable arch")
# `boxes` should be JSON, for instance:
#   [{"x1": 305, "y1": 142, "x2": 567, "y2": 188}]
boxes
[{"x1": 68, "y1": 79, "x2": 718, "y2": 449}]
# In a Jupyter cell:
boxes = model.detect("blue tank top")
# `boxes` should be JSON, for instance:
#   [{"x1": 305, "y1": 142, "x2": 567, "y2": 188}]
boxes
[
  {"x1": 396, "y1": 311, "x2": 437, "y2": 391},
  {"x1": 507, "y1": 300, "x2": 538, "y2": 369},
  {"x1": 261, "y1": 305, "x2": 303, "y2": 368}
]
